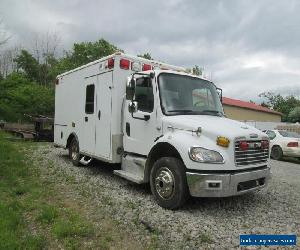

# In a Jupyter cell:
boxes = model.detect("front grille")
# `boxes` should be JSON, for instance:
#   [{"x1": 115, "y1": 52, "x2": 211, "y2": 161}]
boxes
[{"x1": 235, "y1": 140, "x2": 269, "y2": 166}]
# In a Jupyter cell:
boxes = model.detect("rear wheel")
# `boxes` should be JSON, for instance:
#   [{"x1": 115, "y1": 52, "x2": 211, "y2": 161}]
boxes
[
  {"x1": 150, "y1": 157, "x2": 189, "y2": 209},
  {"x1": 69, "y1": 138, "x2": 81, "y2": 166},
  {"x1": 271, "y1": 146, "x2": 283, "y2": 161}
]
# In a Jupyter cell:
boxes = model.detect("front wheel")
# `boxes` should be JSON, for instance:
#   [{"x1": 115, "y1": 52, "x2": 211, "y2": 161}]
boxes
[
  {"x1": 271, "y1": 146, "x2": 283, "y2": 161},
  {"x1": 150, "y1": 157, "x2": 189, "y2": 209},
  {"x1": 69, "y1": 138, "x2": 81, "y2": 166}
]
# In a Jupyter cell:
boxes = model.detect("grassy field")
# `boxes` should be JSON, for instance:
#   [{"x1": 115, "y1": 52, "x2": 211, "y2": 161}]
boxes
[
  {"x1": 0, "y1": 132, "x2": 96, "y2": 249},
  {"x1": 0, "y1": 132, "x2": 144, "y2": 249}
]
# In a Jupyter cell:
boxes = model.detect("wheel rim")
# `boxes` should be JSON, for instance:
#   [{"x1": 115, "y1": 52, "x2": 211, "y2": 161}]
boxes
[
  {"x1": 71, "y1": 142, "x2": 78, "y2": 160},
  {"x1": 155, "y1": 167, "x2": 175, "y2": 200}
]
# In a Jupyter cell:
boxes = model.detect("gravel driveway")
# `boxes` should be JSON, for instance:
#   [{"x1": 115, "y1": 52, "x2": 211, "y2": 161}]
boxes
[{"x1": 33, "y1": 144, "x2": 300, "y2": 249}]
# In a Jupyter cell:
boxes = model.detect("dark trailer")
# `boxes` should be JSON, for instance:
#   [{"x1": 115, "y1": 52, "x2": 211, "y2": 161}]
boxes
[{"x1": 25, "y1": 114, "x2": 54, "y2": 141}]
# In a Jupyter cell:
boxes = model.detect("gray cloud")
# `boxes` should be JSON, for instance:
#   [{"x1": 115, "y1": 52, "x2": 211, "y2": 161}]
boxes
[{"x1": 1, "y1": 0, "x2": 300, "y2": 102}]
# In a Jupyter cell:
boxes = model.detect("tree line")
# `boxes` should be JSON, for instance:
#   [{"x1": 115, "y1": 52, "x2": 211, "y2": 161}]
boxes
[
  {"x1": 259, "y1": 92, "x2": 300, "y2": 122},
  {"x1": 0, "y1": 32, "x2": 299, "y2": 123},
  {"x1": 0, "y1": 37, "x2": 129, "y2": 122},
  {"x1": 0, "y1": 34, "x2": 204, "y2": 122}
]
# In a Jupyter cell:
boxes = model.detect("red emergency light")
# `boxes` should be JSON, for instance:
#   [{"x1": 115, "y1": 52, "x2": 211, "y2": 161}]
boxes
[
  {"x1": 107, "y1": 58, "x2": 114, "y2": 69},
  {"x1": 143, "y1": 64, "x2": 152, "y2": 71},
  {"x1": 120, "y1": 58, "x2": 130, "y2": 70}
]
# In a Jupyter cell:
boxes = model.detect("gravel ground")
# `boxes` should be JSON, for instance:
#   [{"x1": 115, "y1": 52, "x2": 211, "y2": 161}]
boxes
[{"x1": 32, "y1": 144, "x2": 300, "y2": 249}]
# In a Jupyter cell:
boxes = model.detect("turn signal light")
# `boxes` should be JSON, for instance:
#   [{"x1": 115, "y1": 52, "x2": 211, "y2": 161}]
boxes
[
  {"x1": 239, "y1": 141, "x2": 248, "y2": 151},
  {"x1": 120, "y1": 58, "x2": 130, "y2": 70},
  {"x1": 216, "y1": 136, "x2": 230, "y2": 147},
  {"x1": 287, "y1": 142, "x2": 298, "y2": 147}
]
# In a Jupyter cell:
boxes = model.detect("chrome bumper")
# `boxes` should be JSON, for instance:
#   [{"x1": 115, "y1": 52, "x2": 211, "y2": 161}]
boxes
[{"x1": 186, "y1": 167, "x2": 271, "y2": 197}]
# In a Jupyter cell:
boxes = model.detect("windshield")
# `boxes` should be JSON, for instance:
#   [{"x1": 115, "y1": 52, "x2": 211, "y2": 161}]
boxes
[
  {"x1": 278, "y1": 130, "x2": 300, "y2": 138},
  {"x1": 158, "y1": 73, "x2": 224, "y2": 116}
]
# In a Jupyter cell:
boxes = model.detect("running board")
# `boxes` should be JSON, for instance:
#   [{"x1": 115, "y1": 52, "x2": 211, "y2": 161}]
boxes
[
  {"x1": 113, "y1": 170, "x2": 144, "y2": 184},
  {"x1": 79, "y1": 156, "x2": 92, "y2": 166}
]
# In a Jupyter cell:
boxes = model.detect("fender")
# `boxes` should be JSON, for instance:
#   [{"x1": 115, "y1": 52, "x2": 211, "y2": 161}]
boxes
[
  {"x1": 146, "y1": 129, "x2": 233, "y2": 173},
  {"x1": 144, "y1": 136, "x2": 183, "y2": 183}
]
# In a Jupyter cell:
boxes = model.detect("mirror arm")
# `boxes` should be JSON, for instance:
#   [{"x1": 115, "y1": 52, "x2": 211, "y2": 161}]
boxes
[{"x1": 131, "y1": 112, "x2": 150, "y2": 121}]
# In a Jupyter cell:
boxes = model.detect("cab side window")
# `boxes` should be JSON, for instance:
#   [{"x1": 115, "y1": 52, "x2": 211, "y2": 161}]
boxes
[
  {"x1": 134, "y1": 77, "x2": 154, "y2": 113},
  {"x1": 85, "y1": 84, "x2": 95, "y2": 114},
  {"x1": 266, "y1": 130, "x2": 276, "y2": 140}
]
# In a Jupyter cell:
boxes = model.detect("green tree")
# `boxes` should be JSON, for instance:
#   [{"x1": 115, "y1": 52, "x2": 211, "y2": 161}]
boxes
[
  {"x1": 0, "y1": 72, "x2": 54, "y2": 121},
  {"x1": 137, "y1": 53, "x2": 153, "y2": 60},
  {"x1": 288, "y1": 106, "x2": 300, "y2": 123},
  {"x1": 192, "y1": 65, "x2": 202, "y2": 76},
  {"x1": 0, "y1": 38, "x2": 121, "y2": 121},
  {"x1": 259, "y1": 92, "x2": 300, "y2": 121},
  {"x1": 56, "y1": 39, "x2": 122, "y2": 74},
  {"x1": 14, "y1": 50, "x2": 40, "y2": 82},
  {"x1": 260, "y1": 101, "x2": 270, "y2": 108}
]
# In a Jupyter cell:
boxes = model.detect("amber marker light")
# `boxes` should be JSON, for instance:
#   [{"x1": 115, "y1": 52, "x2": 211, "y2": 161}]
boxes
[{"x1": 217, "y1": 136, "x2": 230, "y2": 147}]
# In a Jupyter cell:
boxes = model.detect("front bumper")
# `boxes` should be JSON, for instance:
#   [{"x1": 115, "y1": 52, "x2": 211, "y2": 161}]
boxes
[{"x1": 186, "y1": 166, "x2": 271, "y2": 197}]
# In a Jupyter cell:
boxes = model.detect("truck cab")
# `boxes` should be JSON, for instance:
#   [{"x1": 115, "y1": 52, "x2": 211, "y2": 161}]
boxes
[{"x1": 119, "y1": 69, "x2": 270, "y2": 209}]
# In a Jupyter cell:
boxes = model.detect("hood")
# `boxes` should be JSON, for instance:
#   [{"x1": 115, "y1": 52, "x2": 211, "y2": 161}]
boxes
[{"x1": 162, "y1": 115, "x2": 266, "y2": 140}]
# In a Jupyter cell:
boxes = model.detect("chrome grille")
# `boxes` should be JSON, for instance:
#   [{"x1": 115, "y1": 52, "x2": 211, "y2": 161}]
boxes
[{"x1": 235, "y1": 140, "x2": 269, "y2": 166}]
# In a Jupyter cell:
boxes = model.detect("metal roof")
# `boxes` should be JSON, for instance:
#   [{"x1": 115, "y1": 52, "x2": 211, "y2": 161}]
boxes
[{"x1": 222, "y1": 97, "x2": 282, "y2": 115}]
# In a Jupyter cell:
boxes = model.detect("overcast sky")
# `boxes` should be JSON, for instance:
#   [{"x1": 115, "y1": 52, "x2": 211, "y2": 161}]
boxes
[{"x1": 1, "y1": 0, "x2": 300, "y2": 102}]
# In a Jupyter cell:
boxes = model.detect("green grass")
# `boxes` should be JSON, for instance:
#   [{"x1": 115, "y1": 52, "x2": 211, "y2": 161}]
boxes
[
  {"x1": 0, "y1": 132, "x2": 94, "y2": 249},
  {"x1": 36, "y1": 205, "x2": 58, "y2": 224},
  {"x1": 199, "y1": 233, "x2": 214, "y2": 244},
  {"x1": 0, "y1": 132, "x2": 156, "y2": 249},
  {"x1": 52, "y1": 212, "x2": 93, "y2": 238}
]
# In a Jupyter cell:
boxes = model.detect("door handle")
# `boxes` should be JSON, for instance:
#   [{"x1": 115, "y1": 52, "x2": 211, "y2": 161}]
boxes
[
  {"x1": 126, "y1": 122, "x2": 130, "y2": 136},
  {"x1": 98, "y1": 110, "x2": 101, "y2": 120},
  {"x1": 85, "y1": 116, "x2": 88, "y2": 122}
]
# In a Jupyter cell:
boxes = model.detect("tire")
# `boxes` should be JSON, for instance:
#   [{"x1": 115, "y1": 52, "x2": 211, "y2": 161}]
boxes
[
  {"x1": 150, "y1": 157, "x2": 189, "y2": 209},
  {"x1": 271, "y1": 146, "x2": 283, "y2": 161},
  {"x1": 69, "y1": 137, "x2": 81, "y2": 166}
]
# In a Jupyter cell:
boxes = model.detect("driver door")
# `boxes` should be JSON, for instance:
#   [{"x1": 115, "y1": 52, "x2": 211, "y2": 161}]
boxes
[{"x1": 123, "y1": 76, "x2": 160, "y2": 156}]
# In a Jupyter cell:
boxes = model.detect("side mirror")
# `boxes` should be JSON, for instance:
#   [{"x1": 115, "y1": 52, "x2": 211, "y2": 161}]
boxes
[
  {"x1": 216, "y1": 87, "x2": 223, "y2": 103},
  {"x1": 126, "y1": 78, "x2": 136, "y2": 100},
  {"x1": 128, "y1": 101, "x2": 138, "y2": 113},
  {"x1": 149, "y1": 72, "x2": 155, "y2": 79}
]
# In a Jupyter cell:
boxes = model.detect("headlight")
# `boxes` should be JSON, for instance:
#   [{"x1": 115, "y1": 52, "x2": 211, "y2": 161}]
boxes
[{"x1": 189, "y1": 147, "x2": 224, "y2": 163}]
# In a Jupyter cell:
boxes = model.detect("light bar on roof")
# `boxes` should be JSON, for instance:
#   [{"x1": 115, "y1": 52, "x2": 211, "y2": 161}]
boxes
[
  {"x1": 120, "y1": 58, "x2": 130, "y2": 70},
  {"x1": 143, "y1": 64, "x2": 152, "y2": 71}
]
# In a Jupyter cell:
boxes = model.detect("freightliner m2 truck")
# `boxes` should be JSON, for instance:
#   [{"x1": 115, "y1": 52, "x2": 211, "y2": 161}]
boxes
[{"x1": 54, "y1": 53, "x2": 271, "y2": 209}]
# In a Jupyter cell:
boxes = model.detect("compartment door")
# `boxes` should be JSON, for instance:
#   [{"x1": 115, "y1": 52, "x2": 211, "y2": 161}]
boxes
[
  {"x1": 82, "y1": 76, "x2": 97, "y2": 155},
  {"x1": 95, "y1": 72, "x2": 112, "y2": 159}
]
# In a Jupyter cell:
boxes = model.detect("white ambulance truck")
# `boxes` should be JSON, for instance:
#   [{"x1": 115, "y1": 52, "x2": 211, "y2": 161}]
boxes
[{"x1": 54, "y1": 52, "x2": 271, "y2": 209}]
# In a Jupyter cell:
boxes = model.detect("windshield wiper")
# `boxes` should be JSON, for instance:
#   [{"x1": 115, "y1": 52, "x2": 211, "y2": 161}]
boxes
[
  {"x1": 200, "y1": 110, "x2": 223, "y2": 116},
  {"x1": 167, "y1": 109, "x2": 194, "y2": 113}
]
